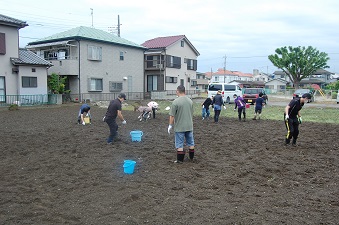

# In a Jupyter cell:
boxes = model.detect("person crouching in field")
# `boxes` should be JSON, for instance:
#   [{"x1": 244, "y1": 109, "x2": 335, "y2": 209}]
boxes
[
  {"x1": 253, "y1": 92, "x2": 266, "y2": 120},
  {"x1": 201, "y1": 96, "x2": 213, "y2": 120},
  {"x1": 78, "y1": 103, "x2": 91, "y2": 125}
]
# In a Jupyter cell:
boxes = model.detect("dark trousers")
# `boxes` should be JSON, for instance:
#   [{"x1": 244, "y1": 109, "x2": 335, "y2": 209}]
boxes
[
  {"x1": 106, "y1": 118, "x2": 118, "y2": 143},
  {"x1": 238, "y1": 107, "x2": 246, "y2": 120},
  {"x1": 285, "y1": 116, "x2": 299, "y2": 140},
  {"x1": 152, "y1": 107, "x2": 156, "y2": 119},
  {"x1": 214, "y1": 110, "x2": 221, "y2": 122}
]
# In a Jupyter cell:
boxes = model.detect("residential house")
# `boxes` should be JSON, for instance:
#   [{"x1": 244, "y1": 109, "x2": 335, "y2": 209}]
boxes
[
  {"x1": 264, "y1": 78, "x2": 288, "y2": 93},
  {"x1": 0, "y1": 14, "x2": 52, "y2": 105},
  {"x1": 228, "y1": 80, "x2": 265, "y2": 89},
  {"x1": 192, "y1": 72, "x2": 209, "y2": 92},
  {"x1": 253, "y1": 69, "x2": 271, "y2": 82},
  {"x1": 141, "y1": 35, "x2": 200, "y2": 94},
  {"x1": 273, "y1": 69, "x2": 334, "y2": 88},
  {"x1": 210, "y1": 69, "x2": 254, "y2": 83},
  {"x1": 26, "y1": 26, "x2": 146, "y2": 101}
]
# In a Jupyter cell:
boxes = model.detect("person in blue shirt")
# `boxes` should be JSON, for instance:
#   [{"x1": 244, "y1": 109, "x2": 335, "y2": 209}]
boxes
[
  {"x1": 233, "y1": 94, "x2": 246, "y2": 121},
  {"x1": 78, "y1": 103, "x2": 91, "y2": 125},
  {"x1": 253, "y1": 92, "x2": 266, "y2": 120}
]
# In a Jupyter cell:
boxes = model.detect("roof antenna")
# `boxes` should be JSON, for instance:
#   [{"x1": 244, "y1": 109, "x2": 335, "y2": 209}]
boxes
[{"x1": 90, "y1": 8, "x2": 94, "y2": 27}]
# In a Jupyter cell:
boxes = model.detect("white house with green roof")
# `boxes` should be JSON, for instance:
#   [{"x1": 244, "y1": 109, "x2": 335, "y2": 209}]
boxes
[{"x1": 26, "y1": 26, "x2": 146, "y2": 101}]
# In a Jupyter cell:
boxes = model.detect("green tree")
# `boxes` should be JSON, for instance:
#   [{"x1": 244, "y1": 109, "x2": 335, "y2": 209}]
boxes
[
  {"x1": 325, "y1": 80, "x2": 339, "y2": 90},
  {"x1": 47, "y1": 73, "x2": 68, "y2": 94},
  {"x1": 268, "y1": 46, "x2": 329, "y2": 89}
]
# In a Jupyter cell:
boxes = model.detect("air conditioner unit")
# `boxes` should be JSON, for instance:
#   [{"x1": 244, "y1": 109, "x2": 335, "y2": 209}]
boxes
[
  {"x1": 155, "y1": 64, "x2": 163, "y2": 69},
  {"x1": 12, "y1": 67, "x2": 19, "y2": 73}
]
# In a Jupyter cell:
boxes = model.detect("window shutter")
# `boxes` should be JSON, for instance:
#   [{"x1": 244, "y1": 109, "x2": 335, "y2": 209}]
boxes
[{"x1": 0, "y1": 33, "x2": 6, "y2": 55}]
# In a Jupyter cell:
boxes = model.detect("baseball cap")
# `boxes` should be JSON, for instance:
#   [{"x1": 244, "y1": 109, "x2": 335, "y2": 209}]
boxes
[
  {"x1": 217, "y1": 90, "x2": 222, "y2": 94},
  {"x1": 301, "y1": 93, "x2": 311, "y2": 99},
  {"x1": 118, "y1": 93, "x2": 126, "y2": 100}
]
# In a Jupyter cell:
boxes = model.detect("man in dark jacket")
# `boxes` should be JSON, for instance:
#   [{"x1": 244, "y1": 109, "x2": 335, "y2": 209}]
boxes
[
  {"x1": 212, "y1": 90, "x2": 226, "y2": 123},
  {"x1": 201, "y1": 96, "x2": 213, "y2": 120},
  {"x1": 284, "y1": 93, "x2": 311, "y2": 146}
]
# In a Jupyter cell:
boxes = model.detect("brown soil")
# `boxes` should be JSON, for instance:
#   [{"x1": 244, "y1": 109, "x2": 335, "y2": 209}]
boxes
[{"x1": 1, "y1": 104, "x2": 338, "y2": 224}]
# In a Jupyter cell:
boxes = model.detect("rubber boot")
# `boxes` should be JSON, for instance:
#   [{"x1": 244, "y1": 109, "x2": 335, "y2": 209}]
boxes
[
  {"x1": 285, "y1": 138, "x2": 290, "y2": 145},
  {"x1": 253, "y1": 113, "x2": 257, "y2": 120},
  {"x1": 292, "y1": 138, "x2": 297, "y2": 147}
]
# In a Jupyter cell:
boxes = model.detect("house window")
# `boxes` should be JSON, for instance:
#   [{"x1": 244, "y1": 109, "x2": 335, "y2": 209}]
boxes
[
  {"x1": 0, "y1": 33, "x2": 5, "y2": 55},
  {"x1": 87, "y1": 45, "x2": 102, "y2": 61},
  {"x1": 0, "y1": 76, "x2": 5, "y2": 102},
  {"x1": 166, "y1": 55, "x2": 181, "y2": 69},
  {"x1": 147, "y1": 75, "x2": 158, "y2": 91},
  {"x1": 32, "y1": 68, "x2": 36, "y2": 72},
  {"x1": 181, "y1": 40, "x2": 184, "y2": 47},
  {"x1": 109, "y1": 81, "x2": 123, "y2": 92},
  {"x1": 165, "y1": 76, "x2": 177, "y2": 83},
  {"x1": 22, "y1": 76, "x2": 37, "y2": 88},
  {"x1": 120, "y1": 51, "x2": 124, "y2": 61},
  {"x1": 88, "y1": 78, "x2": 103, "y2": 91},
  {"x1": 191, "y1": 80, "x2": 197, "y2": 86},
  {"x1": 186, "y1": 59, "x2": 197, "y2": 70}
]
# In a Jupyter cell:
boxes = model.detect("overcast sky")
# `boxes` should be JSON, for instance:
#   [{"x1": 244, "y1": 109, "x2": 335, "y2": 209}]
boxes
[{"x1": 1, "y1": 0, "x2": 339, "y2": 74}]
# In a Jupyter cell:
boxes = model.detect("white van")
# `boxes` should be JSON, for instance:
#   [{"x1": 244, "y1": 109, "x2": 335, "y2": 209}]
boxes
[{"x1": 208, "y1": 83, "x2": 242, "y2": 103}]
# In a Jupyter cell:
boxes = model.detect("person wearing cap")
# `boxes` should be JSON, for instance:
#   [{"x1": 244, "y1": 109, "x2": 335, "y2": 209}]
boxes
[
  {"x1": 284, "y1": 92, "x2": 311, "y2": 146},
  {"x1": 212, "y1": 90, "x2": 226, "y2": 123},
  {"x1": 104, "y1": 93, "x2": 127, "y2": 144},
  {"x1": 233, "y1": 94, "x2": 247, "y2": 121},
  {"x1": 201, "y1": 96, "x2": 213, "y2": 120},
  {"x1": 78, "y1": 103, "x2": 91, "y2": 125},
  {"x1": 168, "y1": 85, "x2": 195, "y2": 163}
]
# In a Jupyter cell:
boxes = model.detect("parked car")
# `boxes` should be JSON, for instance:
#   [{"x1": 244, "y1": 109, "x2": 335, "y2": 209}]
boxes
[
  {"x1": 242, "y1": 88, "x2": 268, "y2": 105},
  {"x1": 337, "y1": 89, "x2": 339, "y2": 104},
  {"x1": 208, "y1": 83, "x2": 242, "y2": 104},
  {"x1": 293, "y1": 89, "x2": 314, "y2": 103}
]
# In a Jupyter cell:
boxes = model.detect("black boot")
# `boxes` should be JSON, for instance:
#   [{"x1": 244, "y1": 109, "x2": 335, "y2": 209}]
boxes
[
  {"x1": 292, "y1": 138, "x2": 297, "y2": 146},
  {"x1": 285, "y1": 138, "x2": 290, "y2": 145}
]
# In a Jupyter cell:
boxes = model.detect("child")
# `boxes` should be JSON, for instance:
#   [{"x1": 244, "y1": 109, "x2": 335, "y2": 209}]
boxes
[{"x1": 253, "y1": 92, "x2": 266, "y2": 120}]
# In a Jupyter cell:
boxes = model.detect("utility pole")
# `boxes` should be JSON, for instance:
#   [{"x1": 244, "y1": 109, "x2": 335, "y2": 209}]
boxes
[
  {"x1": 117, "y1": 15, "x2": 121, "y2": 37},
  {"x1": 90, "y1": 8, "x2": 94, "y2": 27},
  {"x1": 223, "y1": 54, "x2": 227, "y2": 72}
]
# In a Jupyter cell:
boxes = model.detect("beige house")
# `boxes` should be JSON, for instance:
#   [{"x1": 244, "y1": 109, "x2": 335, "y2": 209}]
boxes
[
  {"x1": 141, "y1": 35, "x2": 200, "y2": 94},
  {"x1": 26, "y1": 26, "x2": 146, "y2": 101},
  {"x1": 264, "y1": 78, "x2": 288, "y2": 93},
  {"x1": 0, "y1": 14, "x2": 51, "y2": 104}
]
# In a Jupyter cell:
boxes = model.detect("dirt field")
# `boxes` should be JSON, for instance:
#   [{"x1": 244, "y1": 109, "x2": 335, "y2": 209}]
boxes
[{"x1": 1, "y1": 104, "x2": 338, "y2": 224}]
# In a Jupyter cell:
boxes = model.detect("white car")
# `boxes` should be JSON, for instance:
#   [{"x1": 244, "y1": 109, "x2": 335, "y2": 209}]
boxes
[{"x1": 337, "y1": 89, "x2": 339, "y2": 104}]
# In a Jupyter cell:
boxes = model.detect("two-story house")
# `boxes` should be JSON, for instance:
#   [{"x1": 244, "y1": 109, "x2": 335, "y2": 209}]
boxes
[
  {"x1": 26, "y1": 26, "x2": 146, "y2": 101},
  {"x1": 0, "y1": 14, "x2": 51, "y2": 105},
  {"x1": 141, "y1": 35, "x2": 199, "y2": 94}
]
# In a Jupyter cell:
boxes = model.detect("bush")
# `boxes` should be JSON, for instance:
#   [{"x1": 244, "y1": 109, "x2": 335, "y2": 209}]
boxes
[
  {"x1": 332, "y1": 92, "x2": 337, "y2": 99},
  {"x1": 8, "y1": 104, "x2": 19, "y2": 111}
]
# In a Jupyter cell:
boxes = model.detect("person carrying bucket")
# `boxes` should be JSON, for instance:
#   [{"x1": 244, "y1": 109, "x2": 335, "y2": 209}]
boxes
[
  {"x1": 103, "y1": 93, "x2": 127, "y2": 144},
  {"x1": 78, "y1": 103, "x2": 91, "y2": 125},
  {"x1": 233, "y1": 94, "x2": 246, "y2": 122},
  {"x1": 168, "y1": 85, "x2": 195, "y2": 163}
]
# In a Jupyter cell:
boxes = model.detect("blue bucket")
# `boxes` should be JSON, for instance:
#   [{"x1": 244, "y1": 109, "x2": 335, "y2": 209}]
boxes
[
  {"x1": 123, "y1": 160, "x2": 136, "y2": 174},
  {"x1": 130, "y1": 130, "x2": 143, "y2": 142}
]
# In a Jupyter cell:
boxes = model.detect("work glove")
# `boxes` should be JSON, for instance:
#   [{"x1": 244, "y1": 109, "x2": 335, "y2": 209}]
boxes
[
  {"x1": 285, "y1": 115, "x2": 289, "y2": 121},
  {"x1": 202, "y1": 105, "x2": 204, "y2": 108},
  {"x1": 298, "y1": 116, "x2": 302, "y2": 124},
  {"x1": 82, "y1": 121, "x2": 86, "y2": 125},
  {"x1": 122, "y1": 120, "x2": 127, "y2": 125},
  {"x1": 223, "y1": 106, "x2": 226, "y2": 110},
  {"x1": 168, "y1": 125, "x2": 172, "y2": 134},
  {"x1": 234, "y1": 108, "x2": 236, "y2": 111},
  {"x1": 102, "y1": 116, "x2": 106, "y2": 122}
]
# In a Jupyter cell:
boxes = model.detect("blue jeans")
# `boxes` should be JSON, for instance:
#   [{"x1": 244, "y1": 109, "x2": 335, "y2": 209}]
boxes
[
  {"x1": 175, "y1": 131, "x2": 195, "y2": 149},
  {"x1": 202, "y1": 108, "x2": 210, "y2": 118}
]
